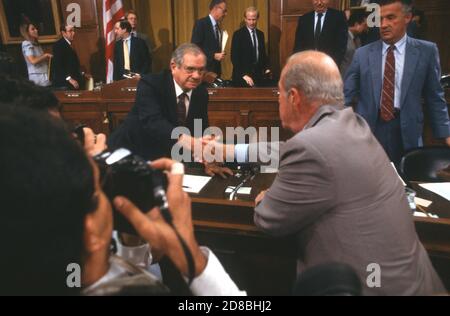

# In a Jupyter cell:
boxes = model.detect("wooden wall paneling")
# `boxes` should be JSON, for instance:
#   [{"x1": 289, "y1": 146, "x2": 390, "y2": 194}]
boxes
[
  {"x1": 414, "y1": 0, "x2": 450, "y2": 73},
  {"x1": 279, "y1": 16, "x2": 300, "y2": 69}
]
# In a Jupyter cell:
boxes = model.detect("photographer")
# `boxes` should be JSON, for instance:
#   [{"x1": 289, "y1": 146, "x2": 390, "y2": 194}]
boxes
[
  {"x1": 0, "y1": 105, "x2": 244, "y2": 296},
  {"x1": 0, "y1": 75, "x2": 107, "y2": 158}
]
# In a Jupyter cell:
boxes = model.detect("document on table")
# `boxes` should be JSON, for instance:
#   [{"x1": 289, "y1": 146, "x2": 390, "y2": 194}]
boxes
[
  {"x1": 419, "y1": 183, "x2": 450, "y2": 201},
  {"x1": 225, "y1": 186, "x2": 252, "y2": 195},
  {"x1": 182, "y1": 175, "x2": 212, "y2": 194}
]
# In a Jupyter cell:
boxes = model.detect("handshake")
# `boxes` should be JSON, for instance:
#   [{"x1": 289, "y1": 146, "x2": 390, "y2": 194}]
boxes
[{"x1": 177, "y1": 134, "x2": 236, "y2": 178}]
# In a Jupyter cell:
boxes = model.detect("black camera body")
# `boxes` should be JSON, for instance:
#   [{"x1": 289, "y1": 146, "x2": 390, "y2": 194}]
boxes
[{"x1": 94, "y1": 149, "x2": 168, "y2": 234}]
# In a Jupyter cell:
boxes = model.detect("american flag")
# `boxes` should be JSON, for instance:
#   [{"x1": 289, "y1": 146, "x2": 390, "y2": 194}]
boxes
[{"x1": 103, "y1": 0, "x2": 125, "y2": 83}]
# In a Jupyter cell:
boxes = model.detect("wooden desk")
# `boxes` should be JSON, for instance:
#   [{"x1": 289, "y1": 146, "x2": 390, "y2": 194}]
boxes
[
  {"x1": 187, "y1": 168, "x2": 450, "y2": 294},
  {"x1": 186, "y1": 167, "x2": 297, "y2": 296},
  {"x1": 55, "y1": 83, "x2": 289, "y2": 141}
]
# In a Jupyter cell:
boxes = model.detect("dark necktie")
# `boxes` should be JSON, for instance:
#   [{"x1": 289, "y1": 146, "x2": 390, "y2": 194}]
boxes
[
  {"x1": 380, "y1": 45, "x2": 396, "y2": 122},
  {"x1": 251, "y1": 29, "x2": 258, "y2": 63},
  {"x1": 215, "y1": 24, "x2": 221, "y2": 48},
  {"x1": 314, "y1": 13, "x2": 323, "y2": 49},
  {"x1": 177, "y1": 93, "x2": 187, "y2": 126}
]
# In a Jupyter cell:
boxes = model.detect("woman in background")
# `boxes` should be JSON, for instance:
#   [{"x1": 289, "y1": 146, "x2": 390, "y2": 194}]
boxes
[{"x1": 20, "y1": 23, "x2": 52, "y2": 87}]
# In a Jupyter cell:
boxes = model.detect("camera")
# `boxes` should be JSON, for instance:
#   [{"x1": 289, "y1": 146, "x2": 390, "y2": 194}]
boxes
[{"x1": 93, "y1": 148, "x2": 168, "y2": 234}]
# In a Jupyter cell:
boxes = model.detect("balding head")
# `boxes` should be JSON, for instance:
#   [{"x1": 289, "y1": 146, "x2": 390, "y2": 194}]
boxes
[
  {"x1": 278, "y1": 51, "x2": 344, "y2": 133},
  {"x1": 281, "y1": 51, "x2": 343, "y2": 106}
]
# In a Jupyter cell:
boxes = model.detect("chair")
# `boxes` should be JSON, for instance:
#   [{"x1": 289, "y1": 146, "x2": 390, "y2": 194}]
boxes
[
  {"x1": 399, "y1": 147, "x2": 450, "y2": 183},
  {"x1": 441, "y1": 74, "x2": 450, "y2": 89}
]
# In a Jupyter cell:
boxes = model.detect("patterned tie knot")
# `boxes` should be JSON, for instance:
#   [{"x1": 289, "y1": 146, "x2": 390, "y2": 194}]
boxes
[{"x1": 318, "y1": 12, "x2": 323, "y2": 18}]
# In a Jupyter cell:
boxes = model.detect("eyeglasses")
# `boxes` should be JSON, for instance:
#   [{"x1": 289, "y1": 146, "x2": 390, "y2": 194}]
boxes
[{"x1": 182, "y1": 65, "x2": 206, "y2": 75}]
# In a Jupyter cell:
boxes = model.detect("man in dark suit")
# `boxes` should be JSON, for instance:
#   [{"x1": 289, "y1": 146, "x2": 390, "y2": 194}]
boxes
[
  {"x1": 109, "y1": 43, "x2": 232, "y2": 178},
  {"x1": 126, "y1": 10, "x2": 153, "y2": 57},
  {"x1": 51, "y1": 25, "x2": 84, "y2": 90},
  {"x1": 231, "y1": 6, "x2": 271, "y2": 87},
  {"x1": 191, "y1": 0, "x2": 227, "y2": 77},
  {"x1": 293, "y1": 0, "x2": 348, "y2": 67},
  {"x1": 113, "y1": 20, "x2": 151, "y2": 81},
  {"x1": 344, "y1": 0, "x2": 450, "y2": 166}
]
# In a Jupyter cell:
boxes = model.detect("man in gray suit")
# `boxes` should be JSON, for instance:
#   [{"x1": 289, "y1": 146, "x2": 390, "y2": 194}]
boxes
[
  {"x1": 344, "y1": 0, "x2": 450, "y2": 166},
  {"x1": 208, "y1": 50, "x2": 445, "y2": 295}
]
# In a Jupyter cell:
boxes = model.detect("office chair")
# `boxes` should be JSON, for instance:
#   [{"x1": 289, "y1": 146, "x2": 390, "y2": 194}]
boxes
[
  {"x1": 293, "y1": 263, "x2": 362, "y2": 296},
  {"x1": 441, "y1": 74, "x2": 450, "y2": 89},
  {"x1": 399, "y1": 147, "x2": 450, "y2": 183}
]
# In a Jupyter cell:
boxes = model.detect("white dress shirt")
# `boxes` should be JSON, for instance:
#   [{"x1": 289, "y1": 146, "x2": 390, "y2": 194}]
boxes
[
  {"x1": 381, "y1": 34, "x2": 407, "y2": 110},
  {"x1": 247, "y1": 27, "x2": 259, "y2": 61},
  {"x1": 314, "y1": 10, "x2": 328, "y2": 33}
]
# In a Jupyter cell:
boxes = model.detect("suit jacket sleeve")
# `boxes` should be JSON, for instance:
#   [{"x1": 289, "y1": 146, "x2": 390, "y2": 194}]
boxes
[
  {"x1": 231, "y1": 31, "x2": 246, "y2": 78},
  {"x1": 51, "y1": 42, "x2": 67, "y2": 85},
  {"x1": 424, "y1": 43, "x2": 450, "y2": 139},
  {"x1": 113, "y1": 42, "x2": 121, "y2": 81},
  {"x1": 335, "y1": 11, "x2": 349, "y2": 66},
  {"x1": 344, "y1": 48, "x2": 361, "y2": 107},
  {"x1": 192, "y1": 20, "x2": 215, "y2": 66},
  {"x1": 135, "y1": 39, "x2": 151, "y2": 75},
  {"x1": 135, "y1": 77, "x2": 177, "y2": 146},
  {"x1": 254, "y1": 138, "x2": 336, "y2": 237}
]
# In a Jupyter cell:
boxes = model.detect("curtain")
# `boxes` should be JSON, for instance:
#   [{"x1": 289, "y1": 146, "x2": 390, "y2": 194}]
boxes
[{"x1": 128, "y1": 0, "x2": 269, "y2": 78}]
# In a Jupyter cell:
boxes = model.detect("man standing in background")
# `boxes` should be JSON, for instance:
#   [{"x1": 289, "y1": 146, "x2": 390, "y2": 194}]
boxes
[
  {"x1": 231, "y1": 7, "x2": 271, "y2": 87},
  {"x1": 293, "y1": 0, "x2": 348, "y2": 67},
  {"x1": 191, "y1": 0, "x2": 228, "y2": 77}
]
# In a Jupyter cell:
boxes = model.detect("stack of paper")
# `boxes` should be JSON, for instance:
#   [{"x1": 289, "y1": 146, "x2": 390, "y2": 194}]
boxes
[
  {"x1": 419, "y1": 183, "x2": 450, "y2": 201},
  {"x1": 182, "y1": 175, "x2": 212, "y2": 194}
]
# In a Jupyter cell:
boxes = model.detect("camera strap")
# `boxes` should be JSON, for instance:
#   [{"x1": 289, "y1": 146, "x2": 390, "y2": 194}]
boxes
[{"x1": 161, "y1": 208, "x2": 196, "y2": 286}]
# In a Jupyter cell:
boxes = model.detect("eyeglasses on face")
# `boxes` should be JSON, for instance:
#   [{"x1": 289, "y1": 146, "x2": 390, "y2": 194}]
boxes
[{"x1": 182, "y1": 65, "x2": 206, "y2": 75}]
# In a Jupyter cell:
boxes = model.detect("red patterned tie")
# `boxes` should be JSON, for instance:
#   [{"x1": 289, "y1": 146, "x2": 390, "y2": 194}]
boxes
[{"x1": 380, "y1": 45, "x2": 396, "y2": 122}]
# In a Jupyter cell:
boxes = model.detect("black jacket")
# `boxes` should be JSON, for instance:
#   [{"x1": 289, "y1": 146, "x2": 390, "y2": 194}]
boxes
[
  {"x1": 113, "y1": 37, "x2": 151, "y2": 81},
  {"x1": 191, "y1": 16, "x2": 222, "y2": 76},
  {"x1": 108, "y1": 70, "x2": 209, "y2": 161},
  {"x1": 231, "y1": 27, "x2": 269, "y2": 86},
  {"x1": 51, "y1": 37, "x2": 83, "y2": 89},
  {"x1": 293, "y1": 8, "x2": 348, "y2": 66}
]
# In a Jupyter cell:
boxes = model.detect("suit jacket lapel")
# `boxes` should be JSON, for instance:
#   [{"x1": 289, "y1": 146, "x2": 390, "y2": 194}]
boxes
[
  {"x1": 369, "y1": 41, "x2": 383, "y2": 109},
  {"x1": 400, "y1": 38, "x2": 420, "y2": 108}
]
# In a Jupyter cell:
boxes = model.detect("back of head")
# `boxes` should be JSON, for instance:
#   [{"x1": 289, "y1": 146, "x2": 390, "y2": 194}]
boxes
[
  {"x1": 0, "y1": 106, "x2": 95, "y2": 295},
  {"x1": 0, "y1": 75, "x2": 60, "y2": 114},
  {"x1": 283, "y1": 51, "x2": 344, "y2": 106},
  {"x1": 293, "y1": 263, "x2": 362, "y2": 296},
  {"x1": 209, "y1": 0, "x2": 225, "y2": 11}
]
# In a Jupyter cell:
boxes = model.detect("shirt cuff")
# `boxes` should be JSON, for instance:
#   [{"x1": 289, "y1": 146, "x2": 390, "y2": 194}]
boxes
[
  {"x1": 235, "y1": 144, "x2": 249, "y2": 163},
  {"x1": 189, "y1": 247, "x2": 246, "y2": 296},
  {"x1": 66, "y1": 76, "x2": 72, "y2": 81}
]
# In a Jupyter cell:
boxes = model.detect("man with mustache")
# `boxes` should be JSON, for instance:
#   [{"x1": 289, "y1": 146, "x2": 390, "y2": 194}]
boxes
[{"x1": 109, "y1": 43, "x2": 232, "y2": 177}]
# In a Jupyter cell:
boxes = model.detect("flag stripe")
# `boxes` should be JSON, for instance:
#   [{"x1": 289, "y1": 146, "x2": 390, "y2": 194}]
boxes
[{"x1": 103, "y1": 0, "x2": 124, "y2": 83}]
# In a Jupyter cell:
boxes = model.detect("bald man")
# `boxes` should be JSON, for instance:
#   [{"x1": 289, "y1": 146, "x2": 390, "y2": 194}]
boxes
[
  {"x1": 252, "y1": 51, "x2": 445, "y2": 296},
  {"x1": 208, "y1": 51, "x2": 445, "y2": 295}
]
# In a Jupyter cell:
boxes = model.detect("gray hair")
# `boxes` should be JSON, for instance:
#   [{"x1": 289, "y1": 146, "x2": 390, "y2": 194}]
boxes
[
  {"x1": 171, "y1": 43, "x2": 205, "y2": 67},
  {"x1": 282, "y1": 51, "x2": 344, "y2": 106},
  {"x1": 379, "y1": 0, "x2": 413, "y2": 15}
]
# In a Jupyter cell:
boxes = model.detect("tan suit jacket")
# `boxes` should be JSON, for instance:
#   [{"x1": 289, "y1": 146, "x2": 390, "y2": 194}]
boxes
[{"x1": 254, "y1": 106, "x2": 445, "y2": 295}]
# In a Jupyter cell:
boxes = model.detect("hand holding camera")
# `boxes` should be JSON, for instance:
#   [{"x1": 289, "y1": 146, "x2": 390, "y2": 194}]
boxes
[{"x1": 113, "y1": 158, "x2": 207, "y2": 278}]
